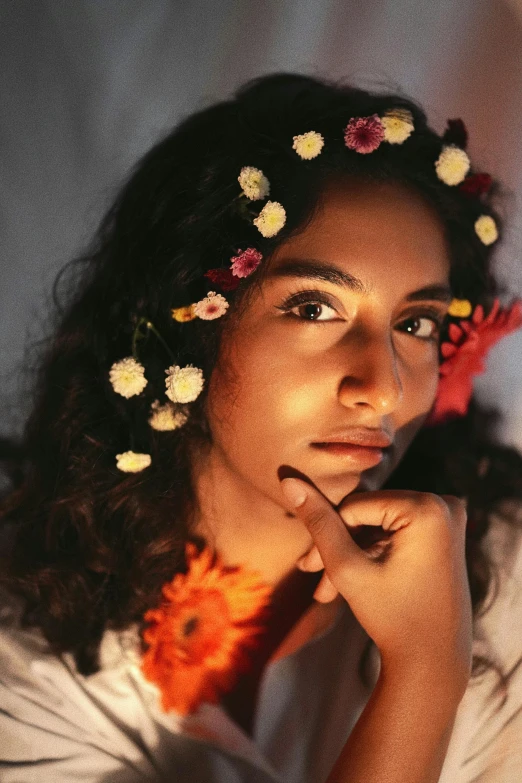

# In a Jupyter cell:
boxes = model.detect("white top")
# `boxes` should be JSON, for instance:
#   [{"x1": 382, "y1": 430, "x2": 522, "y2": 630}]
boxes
[{"x1": 1, "y1": 507, "x2": 522, "y2": 783}]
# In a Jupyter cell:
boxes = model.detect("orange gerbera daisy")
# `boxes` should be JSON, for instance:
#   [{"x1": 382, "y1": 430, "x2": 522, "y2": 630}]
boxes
[{"x1": 141, "y1": 542, "x2": 273, "y2": 715}]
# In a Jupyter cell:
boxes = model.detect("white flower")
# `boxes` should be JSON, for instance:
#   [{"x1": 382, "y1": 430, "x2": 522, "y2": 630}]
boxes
[
  {"x1": 292, "y1": 131, "x2": 324, "y2": 160},
  {"x1": 381, "y1": 109, "x2": 414, "y2": 144},
  {"x1": 474, "y1": 215, "x2": 499, "y2": 246},
  {"x1": 109, "y1": 356, "x2": 148, "y2": 398},
  {"x1": 253, "y1": 201, "x2": 286, "y2": 238},
  {"x1": 193, "y1": 291, "x2": 229, "y2": 320},
  {"x1": 116, "y1": 451, "x2": 151, "y2": 473},
  {"x1": 165, "y1": 364, "x2": 205, "y2": 403},
  {"x1": 148, "y1": 400, "x2": 189, "y2": 431},
  {"x1": 435, "y1": 145, "x2": 471, "y2": 186},
  {"x1": 238, "y1": 166, "x2": 270, "y2": 200}
]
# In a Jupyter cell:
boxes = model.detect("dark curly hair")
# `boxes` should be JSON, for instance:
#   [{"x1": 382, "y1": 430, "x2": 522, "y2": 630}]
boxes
[{"x1": 1, "y1": 73, "x2": 521, "y2": 709}]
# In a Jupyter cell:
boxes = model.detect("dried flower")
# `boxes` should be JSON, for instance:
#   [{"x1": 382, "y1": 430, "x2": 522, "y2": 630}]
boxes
[
  {"x1": 381, "y1": 109, "x2": 414, "y2": 144},
  {"x1": 292, "y1": 131, "x2": 324, "y2": 160},
  {"x1": 165, "y1": 364, "x2": 205, "y2": 404},
  {"x1": 116, "y1": 451, "x2": 152, "y2": 473},
  {"x1": 109, "y1": 356, "x2": 148, "y2": 398},
  {"x1": 148, "y1": 400, "x2": 188, "y2": 431},
  {"x1": 172, "y1": 305, "x2": 197, "y2": 322},
  {"x1": 474, "y1": 215, "x2": 499, "y2": 246},
  {"x1": 238, "y1": 166, "x2": 270, "y2": 201},
  {"x1": 435, "y1": 145, "x2": 471, "y2": 186},
  {"x1": 448, "y1": 298, "x2": 472, "y2": 318},
  {"x1": 204, "y1": 268, "x2": 241, "y2": 292},
  {"x1": 459, "y1": 173, "x2": 493, "y2": 197},
  {"x1": 253, "y1": 201, "x2": 286, "y2": 238},
  {"x1": 442, "y1": 119, "x2": 468, "y2": 149},
  {"x1": 344, "y1": 115, "x2": 385, "y2": 154},
  {"x1": 141, "y1": 542, "x2": 272, "y2": 715},
  {"x1": 426, "y1": 299, "x2": 522, "y2": 424},
  {"x1": 230, "y1": 247, "x2": 263, "y2": 278},
  {"x1": 193, "y1": 291, "x2": 229, "y2": 320}
]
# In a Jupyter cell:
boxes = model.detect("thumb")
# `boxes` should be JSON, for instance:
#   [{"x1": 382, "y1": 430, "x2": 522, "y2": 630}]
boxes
[{"x1": 280, "y1": 476, "x2": 369, "y2": 578}]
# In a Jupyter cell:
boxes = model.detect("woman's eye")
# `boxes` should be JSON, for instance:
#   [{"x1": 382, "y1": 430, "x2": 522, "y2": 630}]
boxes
[
  {"x1": 276, "y1": 293, "x2": 339, "y2": 322},
  {"x1": 398, "y1": 316, "x2": 440, "y2": 340}
]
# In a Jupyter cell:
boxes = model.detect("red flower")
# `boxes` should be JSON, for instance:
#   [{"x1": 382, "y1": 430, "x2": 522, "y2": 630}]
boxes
[
  {"x1": 344, "y1": 115, "x2": 385, "y2": 154},
  {"x1": 443, "y1": 118, "x2": 468, "y2": 149},
  {"x1": 459, "y1": 173, "x2": 493, "y2": 197},
  {"x1": 141, "y1": 543, "x2": 272, "y2": 715},
  {"x1": 204, "y1": 268, "x2": 241, "y2": 291},
  {"x1": 426, "y1": 299, "x2": 522, "y2": 425},
  {"x1": 230, "y1": 248, "x2": 263, "y2": 278}
]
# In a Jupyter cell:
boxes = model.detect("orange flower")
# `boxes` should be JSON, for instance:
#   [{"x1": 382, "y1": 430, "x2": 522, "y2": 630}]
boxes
[{"x1": 141, "y1": 542, "x2": 272, "y2": 715}]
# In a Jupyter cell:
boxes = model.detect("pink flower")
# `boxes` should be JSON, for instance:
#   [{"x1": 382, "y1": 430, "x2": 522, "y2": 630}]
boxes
[
  {"x1": 230, "y1": 248, "x2": 263, "y2": 278},
  {"x1": 426, "y1": 299, "x2": 522, "y2": 425},
  {"x1": 344, "y1": 115, "x2": 385, "y2": 154},
  {"x1": 193, "y1": 291, "x2": 229, "y2": 320},
  {"x1": 204, "y1": 268, "x2": 240, "y2": 291}
]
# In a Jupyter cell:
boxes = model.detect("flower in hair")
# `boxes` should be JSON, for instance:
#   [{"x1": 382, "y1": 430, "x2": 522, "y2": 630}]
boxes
[
  {"x1": 230, "y1": 247, "x2": 263, "y2": 278},
  {"x1": 238, "y1": 166, "x2": 270, "y2": 201},
  {"x1": 474, "y1": 215, "x2": 499, "y2": 246},
  {"x1": 427, "y1": 298, "x2": 522, "y2": 424},
  {"x1": 435, "y1": 145, "x2": 471, "y2": 186},
  {"x1": 344, "y1": 115, "x2": 385, "y2": 154},
  {"x1": 116, "y1": 451, "x2": 152, "y2": 473},
  {"x1": 204, "y1": 268, "x2": 241, "y2": 292},
  {"x1": 109, "y1": 356, "x2": 148, "y2": 398},
  {"x1": 172, "y1": 305, "x2": 197, "y2": 322},
  {"x1": 253, "y1": 201, "x2": 286, "y2": 237},
  {"x1": 448, "y1": 298, "x2": 472, "y2": 318},
  {"x1": 459, "y1": 173, "x2": 492, "y2": 197},
  {"x1": 292, "y1": 131, "x2": 324, "y2": 160},
  {"x1": 381, "y1": 109, "x2": 414, "y2": 144},
  {"x1": 149, "y1": 400, "x2": 188, "y2": 431},
  {"x1": 165, "y1": 364, "x2": 205, "y2": 404},
  {"x1": 194, "y1": 291, "x2": 229, "y2": 320},
  {"x1": 141, "y1": 542, "x2": 272, "y2": 715},
  {"x1": 442, "y1": 119, "x2": 468, "y2": 149}
]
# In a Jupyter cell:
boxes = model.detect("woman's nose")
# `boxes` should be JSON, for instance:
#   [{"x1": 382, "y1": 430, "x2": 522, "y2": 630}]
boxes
[{"x1": 337, "y1": 334, "x2": 403, "y2": 414}]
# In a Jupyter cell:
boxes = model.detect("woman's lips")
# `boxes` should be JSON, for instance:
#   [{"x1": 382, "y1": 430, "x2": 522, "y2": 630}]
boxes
[{"x1": 310, "y1": 442, "x2": 387, "y2": 468}]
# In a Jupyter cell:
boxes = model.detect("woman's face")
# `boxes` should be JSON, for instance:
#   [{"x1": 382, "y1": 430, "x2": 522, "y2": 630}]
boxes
[{"x1": 205, "y1": 180, "x2": 451, "y2": 508}]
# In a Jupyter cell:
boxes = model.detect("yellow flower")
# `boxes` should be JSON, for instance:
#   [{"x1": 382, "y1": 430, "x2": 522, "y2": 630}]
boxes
[
  {"x1": 381, "y1": 109, "x2": 414, "y2": 144},
  {"x1": 435, "y1": 145, "x2": 470, "y2": 186},
  {"x1": 171, "y1": 305, "x2": 196, "y2": 322},
  {"x1": 109, "y1": 356, "x2": 148, "y2": 398},
  {"x1": 253, "y1": 201, "x2": 286, "y2": 238},
  {"x1": 292, "y1": 131, "x2": 324, "y2": 160},
  {"x1": 238, "y1": 166, "x2": 270, "y2": 201},
  {"x1": 165, "y1": 364, "x2": 205, "y2": 404},
  {"x1": 116, "y1": 451, "x2": 152, "y2": 473},
  {"x1": 474, "y1": 215, "x2": 498, "y2": 246},
  {"x1": 148, "y1": 400, "x2": 189, "y2": 431},
  {"x1": 448, "y1": 298, "x2": 472, "y2": 318}
]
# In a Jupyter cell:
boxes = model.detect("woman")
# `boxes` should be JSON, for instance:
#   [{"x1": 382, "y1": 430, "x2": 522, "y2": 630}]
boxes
[{"x1": 1, "y1": 73, "x2": 522, "y2": 782}]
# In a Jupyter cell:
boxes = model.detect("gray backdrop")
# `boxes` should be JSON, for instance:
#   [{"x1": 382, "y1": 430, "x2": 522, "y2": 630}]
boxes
[{"x1": 1, "y1": 0, "x2": 521, "y2": 445}]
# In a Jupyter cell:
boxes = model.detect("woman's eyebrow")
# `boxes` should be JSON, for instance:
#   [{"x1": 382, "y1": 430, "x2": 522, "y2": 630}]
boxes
[{"x1": 267, "y1": 258, "x2": 452, "y2": 303}]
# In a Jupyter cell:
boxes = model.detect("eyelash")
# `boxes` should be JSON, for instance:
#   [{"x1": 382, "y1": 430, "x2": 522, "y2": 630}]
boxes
[{"x1": 275, "y1": 289, "x2": 445, "y2": 341}]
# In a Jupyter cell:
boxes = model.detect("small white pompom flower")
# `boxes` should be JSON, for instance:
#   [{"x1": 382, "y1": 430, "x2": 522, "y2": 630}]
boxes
[
  {"x1": 435, "y1": 145, "x2": 471, "y2": 186},
  {"x1": 165, "y1": 364, "x2": 205, "y2": 404},
  {"x1": 193, "y1": 291, "x2": 229, "y2": 320},
  {"x1": 238, "y1": 166, "x2": 270, "y2": 200},
  {"x1": 148, "y1": 400, "x2": 189, "y2": 431},
  {"x1": 381, "y1": 109, "x2": 414, "y2": 144},
  {"x1": 109, "y1": 356, "x2": 148, "y2": 398},
  {"x1": 253, "y1": 201, "x2": 286, "y2": 238},
  {"x1": 474, "y1": 215, "x2": 499, "y2": 246},
  {"x1": 292, "y1": 131, "x2": 324, "y2": 160},
  {"x1": 116, "y1": 451, "x2": 151, "y2": 473}
]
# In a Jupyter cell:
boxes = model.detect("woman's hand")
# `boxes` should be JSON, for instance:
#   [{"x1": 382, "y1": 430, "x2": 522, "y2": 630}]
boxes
[{"x1": 280, "y1": 477, "x2": 472, "y2": 685}]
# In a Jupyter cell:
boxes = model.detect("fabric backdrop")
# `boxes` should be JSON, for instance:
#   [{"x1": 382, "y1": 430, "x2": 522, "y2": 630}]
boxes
[{"x1": 1, "y1": 0, "x2": 521, "y2": 446}]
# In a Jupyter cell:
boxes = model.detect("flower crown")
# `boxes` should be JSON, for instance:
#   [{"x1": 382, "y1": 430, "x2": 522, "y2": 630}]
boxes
[{"x1": 109, "y1": 110, "x2": 518, "y2": 472}]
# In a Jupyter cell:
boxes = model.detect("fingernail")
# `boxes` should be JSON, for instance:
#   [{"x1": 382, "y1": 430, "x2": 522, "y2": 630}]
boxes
[{"x1": 280, "y1": 478, "x2": 307, "y2": 508}]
